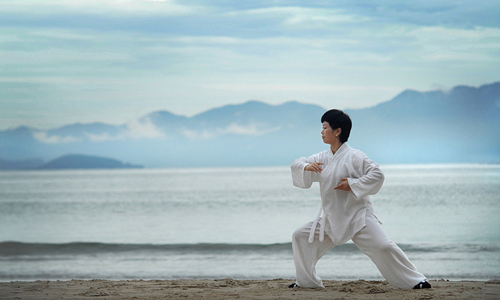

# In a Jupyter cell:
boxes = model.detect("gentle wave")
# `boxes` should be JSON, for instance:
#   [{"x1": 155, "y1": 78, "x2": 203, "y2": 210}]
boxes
[
  {"x1": 1, "y1": 241, "x2": 499, "y2": 257},
  {"x1": 0, "y1": 242, "x2": 292, "y2": 256}
]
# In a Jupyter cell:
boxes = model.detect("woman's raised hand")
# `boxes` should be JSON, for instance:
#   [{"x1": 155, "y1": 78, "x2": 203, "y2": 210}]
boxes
[{"x1": 305, "y1": 162, "x2": 324, "y2": 173}]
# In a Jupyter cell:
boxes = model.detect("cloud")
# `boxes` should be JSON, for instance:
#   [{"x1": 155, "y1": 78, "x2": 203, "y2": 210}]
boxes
[
  {"x1": 227, "y1": 6, "x2": 369, "y2": 29},
  {"x1": 125, "y1": 118, "x2": 166, "y2": 139},
  {"x1": 33, "y1": 131, "x2": 82, "y2": 144},
  {"x1": 408, "y1": 26, "x2": 500, "y2": 63},
  {"x1": 182, "y1": 123, "x2": 280, "y2": 140},
  {"x1": 202, "y1": 83, "x2": 399, "y2": 93},
  {"x1": 182, "y1": 129, "x2": 217, "y2": 140},
  {"x1": 0, "y1": 0, "x2": 200, "y2": 16},
  {"x1": 224, "y1": 123, "x2": 280, "y2": 136},
  {"x1": 83, "y1": 132, "x2": 122, "y2": 142},
  {"x1": 0, "y1": 76, "x2": 88, "y2": 85},
  {"x1": 332, "y1": 1, "x2": 500, "y2": 28}
]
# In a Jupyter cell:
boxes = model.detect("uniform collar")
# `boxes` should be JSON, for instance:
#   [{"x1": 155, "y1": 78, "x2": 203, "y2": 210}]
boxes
[{"x1": 331, "y1": 143, "x2": 349, "y2": 157}]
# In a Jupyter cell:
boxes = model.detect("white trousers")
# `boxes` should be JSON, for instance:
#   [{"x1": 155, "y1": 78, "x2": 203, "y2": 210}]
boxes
[{"x1": 291, "y1": 211, "x2": 426, "y2": 290}]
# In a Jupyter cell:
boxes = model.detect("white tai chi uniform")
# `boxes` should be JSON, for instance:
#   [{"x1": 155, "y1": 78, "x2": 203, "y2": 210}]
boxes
[{"x1": 290, "y1": 143, "x2": 426, "y2": 290}]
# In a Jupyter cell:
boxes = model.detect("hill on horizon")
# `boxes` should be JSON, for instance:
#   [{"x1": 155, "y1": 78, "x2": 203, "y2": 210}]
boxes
[{"x1": 1, "y1": 82, "x2": 499, "y2": 168}]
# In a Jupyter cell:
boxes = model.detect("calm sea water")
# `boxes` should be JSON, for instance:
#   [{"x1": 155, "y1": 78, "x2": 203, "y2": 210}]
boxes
[{"x1": 0, "y1": 164, "x2": 499, "y2": 281}]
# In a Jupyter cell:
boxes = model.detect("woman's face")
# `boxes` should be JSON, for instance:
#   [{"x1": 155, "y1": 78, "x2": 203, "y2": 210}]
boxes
[{"x1": 321, "y1": 121, "x2": 339, "y2": 145}]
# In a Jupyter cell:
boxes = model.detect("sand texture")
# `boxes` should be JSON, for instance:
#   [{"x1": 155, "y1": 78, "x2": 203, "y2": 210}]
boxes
[{"x1": 1, "y1": 279, "x2": 499, "y2": 300}]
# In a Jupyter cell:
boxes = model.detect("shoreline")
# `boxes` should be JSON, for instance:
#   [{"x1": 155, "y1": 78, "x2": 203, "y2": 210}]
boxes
[{"x1": 1, "y1": 279, "x2": 499, "y2": 299}]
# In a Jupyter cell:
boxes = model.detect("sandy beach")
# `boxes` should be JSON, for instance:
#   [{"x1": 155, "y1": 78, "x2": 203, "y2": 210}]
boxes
[{"x1": 1, "y1": 279, "x2": 499, "y2": 299}]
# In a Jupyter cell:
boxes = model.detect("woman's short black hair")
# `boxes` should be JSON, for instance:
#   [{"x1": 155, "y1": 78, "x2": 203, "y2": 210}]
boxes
[{"x1": 321, "y1": 109, "x2": 352, "y2": 143}]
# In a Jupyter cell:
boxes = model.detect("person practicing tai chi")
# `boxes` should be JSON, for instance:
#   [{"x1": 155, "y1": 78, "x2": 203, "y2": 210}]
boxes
[{"x1": 289, "y1": 109, "x2": 431, "y2": 290}]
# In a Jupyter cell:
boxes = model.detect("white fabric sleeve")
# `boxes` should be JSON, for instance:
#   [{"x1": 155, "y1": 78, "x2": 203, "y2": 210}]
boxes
[
  {"x1": 290, "y1": 155, "x2": 320, "y2": 189},
  {"x1": 348, "y1": 154, "x2": 385, "y2": 200}
]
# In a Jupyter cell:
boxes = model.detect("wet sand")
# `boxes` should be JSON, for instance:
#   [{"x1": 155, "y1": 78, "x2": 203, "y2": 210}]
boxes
[{"x1": 1, "y1": 279, "x2": 499, "y2": 299}]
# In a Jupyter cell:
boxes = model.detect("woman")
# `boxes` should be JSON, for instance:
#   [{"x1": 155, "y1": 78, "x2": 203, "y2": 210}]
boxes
[{"x1": 289, "y1": 109, "x2": 430, "y2": 290}]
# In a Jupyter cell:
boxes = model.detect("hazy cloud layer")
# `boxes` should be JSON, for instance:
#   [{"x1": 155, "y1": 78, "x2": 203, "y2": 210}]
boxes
[{"x1": 1, "y1": 0, "x2": 499, "y2": 129}]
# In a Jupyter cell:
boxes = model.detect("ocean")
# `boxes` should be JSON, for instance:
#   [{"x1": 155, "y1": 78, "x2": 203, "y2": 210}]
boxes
[{"x1": 1, "y1": 164, "x2": 499, "y2": 282}]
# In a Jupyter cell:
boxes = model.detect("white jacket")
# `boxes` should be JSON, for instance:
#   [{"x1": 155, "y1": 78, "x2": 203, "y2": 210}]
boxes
[{"x1": 291, "y1": 143, "x2": 385, "y2": 245}]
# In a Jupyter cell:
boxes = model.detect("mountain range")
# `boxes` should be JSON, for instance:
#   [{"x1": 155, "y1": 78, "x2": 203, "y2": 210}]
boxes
[{"x1": 1, "y1": 82, "x2": 499, "y2": 169}]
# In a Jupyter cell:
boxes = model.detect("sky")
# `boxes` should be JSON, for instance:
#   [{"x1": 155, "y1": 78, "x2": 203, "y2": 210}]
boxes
[{"x1": 1, "y1": 0, "x2": 500, "y2": 130}]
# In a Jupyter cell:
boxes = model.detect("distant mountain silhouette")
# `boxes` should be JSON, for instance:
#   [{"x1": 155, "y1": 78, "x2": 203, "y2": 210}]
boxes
[
  {"x1": 0, "y1": 82, "x2": 498, "y2": 167},
  {"x1": 344, "y1": 82, "x2": 500, "y2": 163}
]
